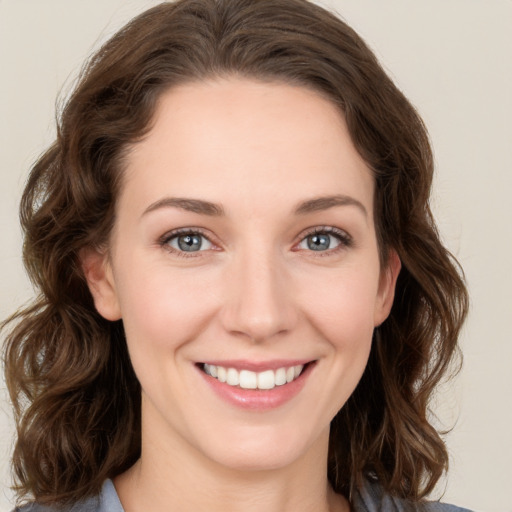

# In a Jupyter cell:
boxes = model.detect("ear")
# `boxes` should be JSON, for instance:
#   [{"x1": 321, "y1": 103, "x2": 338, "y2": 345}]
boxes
[
  {"x1": 374, "y1": 249, "x2": 401, "y2": 327},
  {"x1": 80, "y1": 247, "x2": 122, "y2": 321}
]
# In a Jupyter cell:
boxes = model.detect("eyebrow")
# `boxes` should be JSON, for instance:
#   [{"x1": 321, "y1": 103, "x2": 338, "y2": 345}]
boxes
[
  {"x1": 142, "y1": 197, "x2": 225, "y2": 217},
  {"x1": 294, "y1": 194, "x2": 368, "y2": 217},
  {"x1": 142, "y1": 194, "x2": 367, "y2": 218}
]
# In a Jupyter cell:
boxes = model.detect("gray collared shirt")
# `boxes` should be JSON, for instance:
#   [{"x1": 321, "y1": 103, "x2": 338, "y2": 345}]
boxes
[{"x1": 14, "y1": 479, "x2": 473, "y2": 512}]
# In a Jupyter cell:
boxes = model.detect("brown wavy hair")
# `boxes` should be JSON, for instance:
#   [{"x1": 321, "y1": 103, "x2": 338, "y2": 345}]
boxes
[{"x1": 2, "y1": 0, "x2": 468, "y2": 506}]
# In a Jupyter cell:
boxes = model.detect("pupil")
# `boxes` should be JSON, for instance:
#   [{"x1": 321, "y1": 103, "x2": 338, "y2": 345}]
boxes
[
  {"x1": 308, "y1": 234, "x2": 330, "y2": 251},
  {"x1": 178, "y1": 234, "x2": 202, "y2": 251}
]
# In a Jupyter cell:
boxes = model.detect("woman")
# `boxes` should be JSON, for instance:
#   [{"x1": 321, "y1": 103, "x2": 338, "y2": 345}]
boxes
[{"x1": 2, "y1": 0, "x2": 470, "y2": 510}]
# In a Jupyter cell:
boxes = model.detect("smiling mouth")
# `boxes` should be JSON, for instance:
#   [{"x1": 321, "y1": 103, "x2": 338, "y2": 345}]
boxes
[{"x1": 199, "y1": 362, "x2": 312, "y2": 390}]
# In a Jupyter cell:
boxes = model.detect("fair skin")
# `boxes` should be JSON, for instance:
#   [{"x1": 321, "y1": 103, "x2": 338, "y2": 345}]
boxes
[{"x1": 83, "y1": 77, "x2": 400, "y2": 512}]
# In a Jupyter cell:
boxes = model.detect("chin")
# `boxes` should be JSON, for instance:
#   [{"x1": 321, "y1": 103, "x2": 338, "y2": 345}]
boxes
[{"x1": 194, "y1": 422, "x2": 327, "y2": 473}]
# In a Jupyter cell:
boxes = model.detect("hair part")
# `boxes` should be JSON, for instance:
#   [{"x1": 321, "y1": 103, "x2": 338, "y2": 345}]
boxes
[{"x1": 2, "y1": 0, "x2": 468, "y2": 506}]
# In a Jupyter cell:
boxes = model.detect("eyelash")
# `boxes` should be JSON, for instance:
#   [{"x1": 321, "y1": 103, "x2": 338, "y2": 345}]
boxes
[
  {"x1": 297, "y1": 226, "x2": 353, "y2": 255},
  {"x1": 159, "y1": 228, "x2": 214, "y2": 258},
  {"x1": 158, "y1": 226, "x2": 353, "y2": 258}
]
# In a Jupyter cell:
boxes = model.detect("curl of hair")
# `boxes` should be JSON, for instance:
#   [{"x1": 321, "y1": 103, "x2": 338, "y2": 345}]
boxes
[{"x1": 2, "y1": 0, "x2": 468, "y2": 506}]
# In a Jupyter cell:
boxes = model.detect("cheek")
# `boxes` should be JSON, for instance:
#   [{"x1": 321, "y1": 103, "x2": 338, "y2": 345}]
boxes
[
  {"x1": 291, "y1": 267, "x2": 380, "y2": 424},
  {"x1": 300, "y1": 265, "x2": 380, "y2": 348},
  {"x1": 114, "y1": 261, "x2": 219, "y2": 352}
]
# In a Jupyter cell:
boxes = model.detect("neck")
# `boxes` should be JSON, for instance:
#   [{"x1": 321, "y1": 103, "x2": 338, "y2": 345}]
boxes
[{"x1": 115, "y1": 403, "x2": 348, "y2": 512}]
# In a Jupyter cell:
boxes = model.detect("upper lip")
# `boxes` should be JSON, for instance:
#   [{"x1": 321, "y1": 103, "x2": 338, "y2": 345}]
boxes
[{"x1": 198, "y1": 359, "x2": 315, "y2": 371}]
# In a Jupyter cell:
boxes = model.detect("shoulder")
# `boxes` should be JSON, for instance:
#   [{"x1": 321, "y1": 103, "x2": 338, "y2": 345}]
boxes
[
  {"x1": 12, "y1": 498, "x2": 99, "y2": 512},
  {"x1": 352, "y1": 478, "x2": 473, "y2": 512},
  {"x1": 12, "y1": 480, "x2": 124, "y2": 512}
]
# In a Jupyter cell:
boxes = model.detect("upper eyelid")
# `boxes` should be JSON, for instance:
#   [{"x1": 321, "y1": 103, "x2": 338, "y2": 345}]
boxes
[
  {"x1": 159, "y1": 228, "x2": 218, "y2": 257},
  {"x1": 305, "y1": 226, "x2": 348, "y2": 235},
  {"x1": 159, "y1": 227, "x2": 214, "y2": 244},
  {"x1": 296, "y1": 225, "x2": 352, "y2": 242}
]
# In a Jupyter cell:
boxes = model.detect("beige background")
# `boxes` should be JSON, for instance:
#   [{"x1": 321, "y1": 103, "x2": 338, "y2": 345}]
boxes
[{"x1": 1, "y1": 1, "x2": 511, "y2": 511}]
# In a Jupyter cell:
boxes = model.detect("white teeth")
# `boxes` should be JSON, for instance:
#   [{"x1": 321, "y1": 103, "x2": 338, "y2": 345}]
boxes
[
  {"x1": 203, "y1": 363, "x2": 305, "y2": 389},
  {"x1": 226, "y1": 368, "x2": 239, "y2": 386},
  {"x1": 257, "y1": 370, "x2": 275, "y2": 390},
  {"x1": 217, "y1": 366, "x2": 227, "y2": 383},
  {"x1": 239, "y1": 370, "x2": 257, "y2": 389},
  {"x1": 275, "y1": 367, "x2": 287, "y2": 386}
]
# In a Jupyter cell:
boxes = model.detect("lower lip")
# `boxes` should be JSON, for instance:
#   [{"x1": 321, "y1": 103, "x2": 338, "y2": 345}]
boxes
[{"x1": 197, "y1": 363, "x2": 315, "y2": 411}]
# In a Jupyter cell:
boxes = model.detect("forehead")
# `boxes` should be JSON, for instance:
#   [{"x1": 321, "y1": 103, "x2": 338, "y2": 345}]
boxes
[{"x1": 121, "y1": 77, "x2": 374, "y2": 217}]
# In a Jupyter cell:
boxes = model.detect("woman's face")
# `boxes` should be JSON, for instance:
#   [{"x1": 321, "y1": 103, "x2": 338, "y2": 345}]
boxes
[{"x1": 84, "y1": 78, "x2": 399, "y2": 472}]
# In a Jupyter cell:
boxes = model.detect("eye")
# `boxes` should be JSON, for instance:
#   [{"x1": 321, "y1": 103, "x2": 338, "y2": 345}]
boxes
[
  {"x1": 296, "y1": 227, "x2": 352, "y2": 253},
  {"x1": 163, "y1": 230, "x2": 213, "y2": 253}
]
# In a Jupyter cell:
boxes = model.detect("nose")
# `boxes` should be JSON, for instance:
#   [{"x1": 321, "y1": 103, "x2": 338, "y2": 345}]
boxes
[{"x1": 219, "y1": 247, "x2": 298, "y2": 343}]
